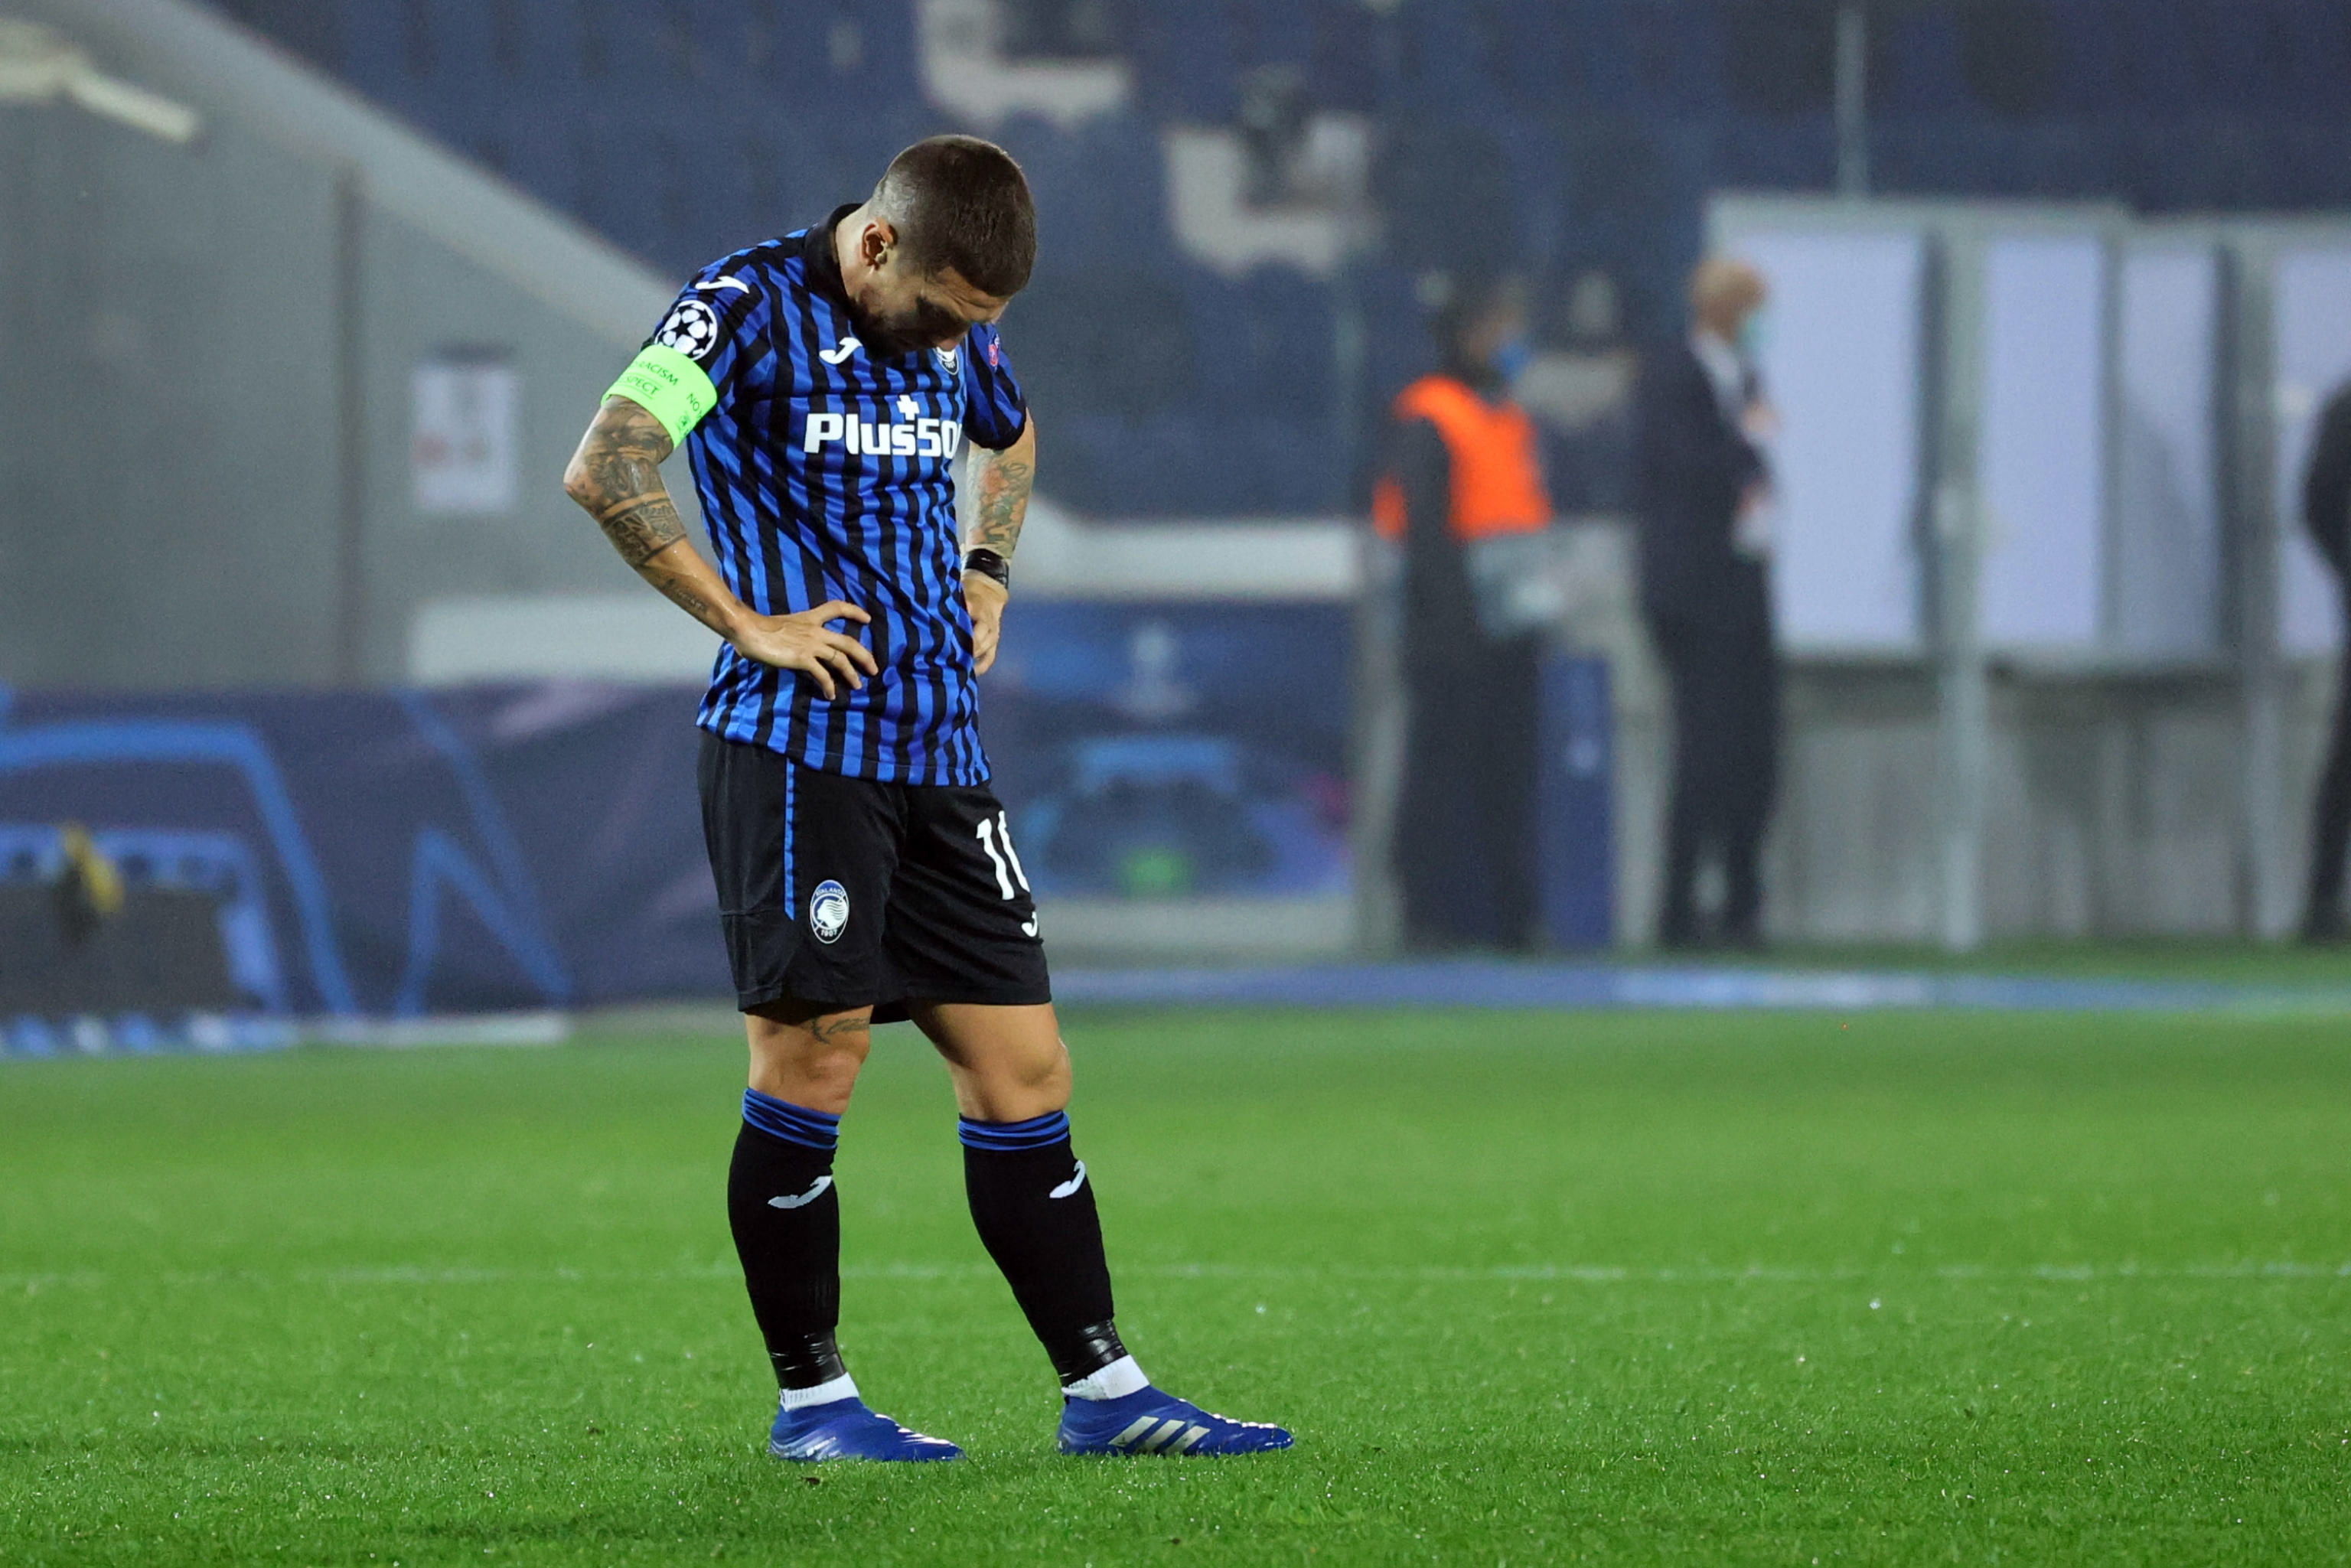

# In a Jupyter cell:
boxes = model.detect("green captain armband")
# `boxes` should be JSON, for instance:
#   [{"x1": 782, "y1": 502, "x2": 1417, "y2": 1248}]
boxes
[{"x1": 605, "y1": 344, "x2": 719, "y2": 447}]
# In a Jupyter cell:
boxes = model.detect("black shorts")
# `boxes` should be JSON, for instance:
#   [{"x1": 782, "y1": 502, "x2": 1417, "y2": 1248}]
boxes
[{"x1": 697, "y1": 733, "x2": 1052, "y2": 1019}]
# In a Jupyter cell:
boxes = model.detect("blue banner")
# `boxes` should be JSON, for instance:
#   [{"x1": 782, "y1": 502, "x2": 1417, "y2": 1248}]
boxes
[
  {"x1": 0, "y1": 684, "x2": 719, "y2": 1033},
  {"x1": 0, "y1": 600, "x2": 1357, "y2": 1045},
  {"x1": 980, "y1": 602, "x2": 1354, "y2": 901}
]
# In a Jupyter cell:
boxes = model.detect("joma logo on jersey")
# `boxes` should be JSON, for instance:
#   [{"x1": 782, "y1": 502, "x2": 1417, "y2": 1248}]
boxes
[{"x1": 803, "y1": 412, "x2": 963, "y2": 458}]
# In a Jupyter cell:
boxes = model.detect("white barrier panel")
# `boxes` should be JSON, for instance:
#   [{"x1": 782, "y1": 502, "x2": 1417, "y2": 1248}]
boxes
[
  {"x1": 2274, "y1": 248, "x2": 2351, "y2": 657},
  {"x1": 2115, "y1": 245, "x2": 2222, "y2": 659},
  {"x1": 1737, "y1": 228, "x2": 1926, "y2": 652},
  {"x1": 1980, "y1": 234, "x2": 2106, "y2": 652}
]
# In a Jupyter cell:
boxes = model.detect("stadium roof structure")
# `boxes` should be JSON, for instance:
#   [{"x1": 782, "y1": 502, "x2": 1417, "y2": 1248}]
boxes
[
  {"x1": 0, "y1": 0, "x2": 1344, "y2": 693},
  {"x1": 0, "y1": 15, "x2": 198, "y2": 142},
  {"x1": 17, "y1": 0, "x2": 668, "y2": 347}
]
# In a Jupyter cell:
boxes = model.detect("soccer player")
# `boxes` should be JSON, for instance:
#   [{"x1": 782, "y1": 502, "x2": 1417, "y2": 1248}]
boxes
[{"x1": 561, "y1": 136, "x2": 1290, "y2": 1463}]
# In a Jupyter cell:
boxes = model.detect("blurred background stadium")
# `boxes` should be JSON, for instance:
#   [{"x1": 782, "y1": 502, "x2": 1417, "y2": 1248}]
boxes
[
  {"x1": 11, "y1": 5, "x2": 2351, "y2": 1562},
  {"x1": 10, "y1": 0, "x2": 2351, "y2": 1042}
]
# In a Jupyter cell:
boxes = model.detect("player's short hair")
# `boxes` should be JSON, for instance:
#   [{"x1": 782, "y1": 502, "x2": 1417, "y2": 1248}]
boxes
[{"x1": 873, "y1": 135, "x2": 1037, "y2": 298}]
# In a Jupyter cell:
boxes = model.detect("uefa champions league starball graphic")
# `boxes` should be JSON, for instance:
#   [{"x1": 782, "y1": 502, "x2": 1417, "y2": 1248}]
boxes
[{"x1": 654, "y1": 298, "x2": 721, "y2": 360}]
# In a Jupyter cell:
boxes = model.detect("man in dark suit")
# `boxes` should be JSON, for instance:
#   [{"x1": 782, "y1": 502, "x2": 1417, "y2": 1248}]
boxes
[
  {"x1": 2300, "y1": 379, "x2": 2351, "y2": 943},
  {"x1": 1635, "y1": 257, "x2": 1779, "y2": 950}
]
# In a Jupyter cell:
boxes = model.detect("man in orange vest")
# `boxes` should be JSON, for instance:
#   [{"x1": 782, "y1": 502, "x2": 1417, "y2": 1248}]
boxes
[{"x1": 1373, "y1": 273, "x2": 1554, "y2": 950}]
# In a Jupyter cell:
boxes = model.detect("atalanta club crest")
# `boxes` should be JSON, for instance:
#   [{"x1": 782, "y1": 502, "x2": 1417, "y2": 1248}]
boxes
[
  {"x1": 654, "y1": 298, "x2": 721, "y2": 361},
  {"x1": 810, "y1": 879, "x2": 849, "y2": 944}
]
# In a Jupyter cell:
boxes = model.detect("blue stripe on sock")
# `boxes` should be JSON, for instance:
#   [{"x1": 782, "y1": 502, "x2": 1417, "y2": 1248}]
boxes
[
  {"x1": 957, "y1": 1110, "x2": 1071, "y2": 1152},
  {"x1": 743, "y1": 1088, "x2": 840, "y2": 1150}
]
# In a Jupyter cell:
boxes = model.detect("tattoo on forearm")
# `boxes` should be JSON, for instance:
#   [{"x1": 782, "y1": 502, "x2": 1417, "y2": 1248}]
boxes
[
  {"x1": 599, "y1": 495, "x2": 686, "y2": 567},
  {"x1": 970, "y1": 453, "x2": 1032, "y2": 557},
  {"x1": 572, "y1": 399, "x2": 683, "y2": 564},
  {"x1": 566, "y1": 395, "x2": 749, "y2": 639},
  {"x1": 654, "y1": 575, "x2": 720, "y2": 626}
]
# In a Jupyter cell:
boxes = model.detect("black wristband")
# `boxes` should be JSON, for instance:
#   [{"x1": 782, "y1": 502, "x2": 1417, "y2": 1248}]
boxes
[{"x1": 964, "y1": 548, "x2": 1012, "y2": 590}]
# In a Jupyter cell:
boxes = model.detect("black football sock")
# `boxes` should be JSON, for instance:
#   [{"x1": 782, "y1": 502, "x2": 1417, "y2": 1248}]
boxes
[
  {"x1": 728, "y1": 1090, "x2": 849, "y2": 1394},
  {"x1": 960, "y1": 1110, "x2": 1141, "y2": 1394}
]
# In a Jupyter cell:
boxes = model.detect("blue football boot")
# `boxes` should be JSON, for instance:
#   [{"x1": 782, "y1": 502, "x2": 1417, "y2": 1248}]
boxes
[
  {"x1": 1057, "y1": 1387, "x2": 1293, "y2": 1456},
  {"x1": 768, "y1": 1394, "x2": 962, "y2": 1462}
]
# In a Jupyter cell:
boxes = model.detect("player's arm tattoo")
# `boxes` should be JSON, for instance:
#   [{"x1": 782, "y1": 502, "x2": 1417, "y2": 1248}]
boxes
[
  {"x1": 970, "y1": 451, "x2": 1031, "y2": 553},
  {"x1": 966, "y1": 418, "x2": 1038, "y2": 560},
  {"x1": 598, "y1": 494, "x2": 686, "y2": 569},
  {"x1": 654, "y1": 576, "x2": 719, "y2": 624},
  {"x1": 631, "y1": 546, "x2": 743, "y2": 641},
  {"x1": 564, "y1": 394, "x2": 746, "y2": 641},
  {"x1": 566, "y1": 397, "x2": 686, "y2": 566}
]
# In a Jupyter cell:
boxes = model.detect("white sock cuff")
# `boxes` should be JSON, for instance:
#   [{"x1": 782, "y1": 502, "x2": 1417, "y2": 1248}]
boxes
[
  {"x1": 1061, "y1": 1354, "x2": 1149, "y2": 1400},
  {"x1": 779, "y1": 1371, "x2": 859, "y2": 1410}
]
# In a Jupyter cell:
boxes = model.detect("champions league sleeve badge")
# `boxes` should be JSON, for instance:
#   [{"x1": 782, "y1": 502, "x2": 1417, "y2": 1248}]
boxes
[{"x1": 654, "y1": 298, "x2": 722, "y2": 362}]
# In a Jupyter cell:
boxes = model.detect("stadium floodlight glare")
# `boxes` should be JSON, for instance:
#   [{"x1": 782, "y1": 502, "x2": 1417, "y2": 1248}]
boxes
[{"x1": 0, "y1": 18, "x2": 200, "y2": 145}]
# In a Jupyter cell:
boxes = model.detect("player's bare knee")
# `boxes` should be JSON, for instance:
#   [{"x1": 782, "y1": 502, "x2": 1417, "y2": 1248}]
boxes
[
  {"x1": 963, "y1": 1035, "x2": 1070, "y2": 1119},
  {"x1": 1019, "y1": 1036, "x2": 1072, "y2": 1096},
  {"x1": 747, "y1": 1040, "x2": 868, "y2": 1113},
  {"x1": 744, "y1": 1004, "x2": 873, "y2": 1112}
]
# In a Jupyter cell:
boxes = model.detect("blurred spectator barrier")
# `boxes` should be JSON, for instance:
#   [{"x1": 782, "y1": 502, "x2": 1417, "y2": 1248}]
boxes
[
  {"x1": 0, "y1": 598, "x2": 1480, "y2": 1041},
  {"x1": 1710, "y1": 196, "x2": 2351, "y2": 945},
  {"x1": 0, "y1": 823, "x2": 285, "y2": 1054},
  {"x1": 0, "y1": 684, "x2": 660, "y2": 1044}
]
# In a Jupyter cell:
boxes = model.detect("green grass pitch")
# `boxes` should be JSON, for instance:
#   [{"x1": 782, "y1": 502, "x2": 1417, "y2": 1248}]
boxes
[{"x1": 5, "y1": 1007, "x2": 2350, "y2": 1565}]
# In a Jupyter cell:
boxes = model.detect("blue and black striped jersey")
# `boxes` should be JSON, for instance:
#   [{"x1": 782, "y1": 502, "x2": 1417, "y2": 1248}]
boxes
[{"x1": 640, "y1": 206, "x2": 1029, "y2": 784}]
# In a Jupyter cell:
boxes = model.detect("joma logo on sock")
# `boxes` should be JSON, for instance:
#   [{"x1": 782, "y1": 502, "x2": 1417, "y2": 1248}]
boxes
[{"x1": 768, "y1": 1175, "x2": 833, "y2": 1210}]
